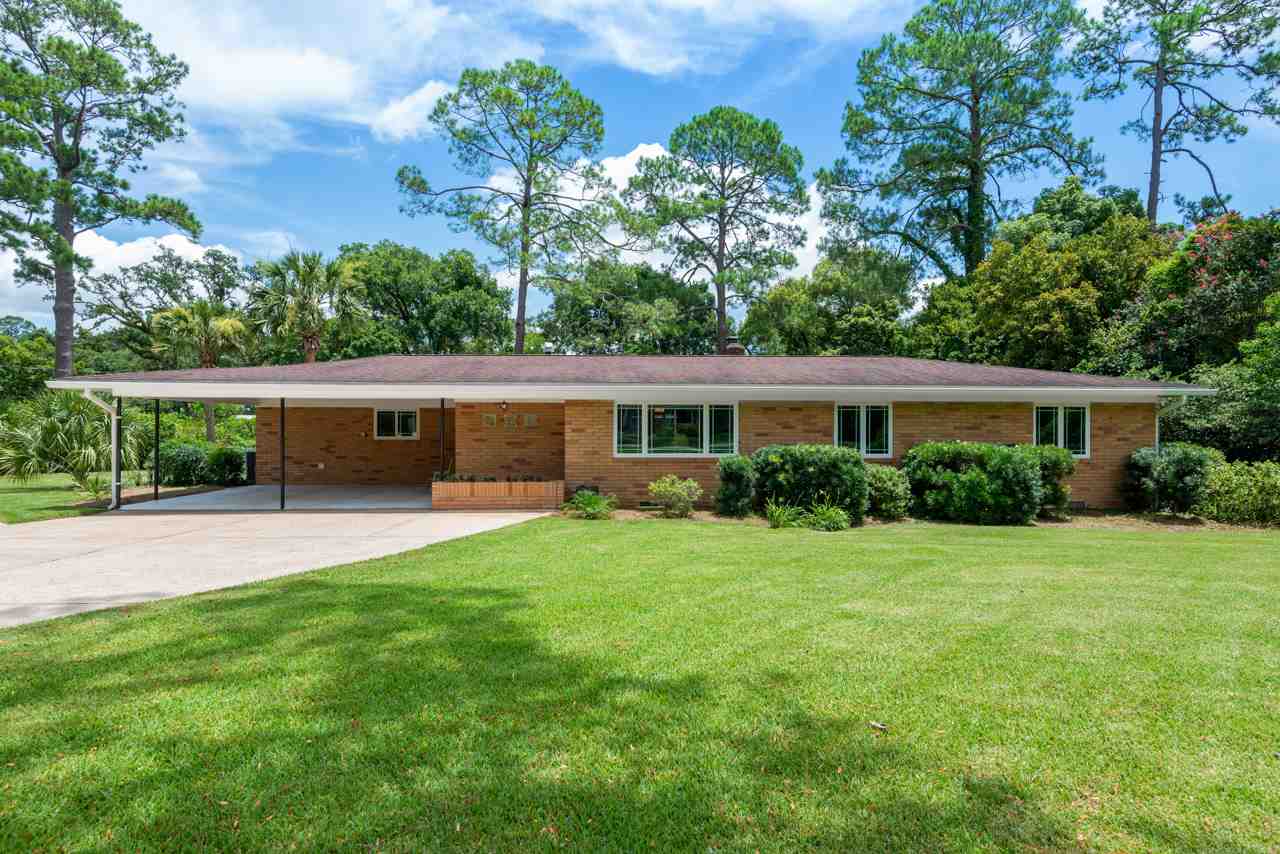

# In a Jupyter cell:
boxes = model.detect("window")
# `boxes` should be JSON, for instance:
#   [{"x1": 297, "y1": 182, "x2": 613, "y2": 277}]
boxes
[
  {"x1": 649, "y1": 405, "x2": 702, "y2": 454},
  {"x1": 613, "y1": 403, "x2": 737, "y2": 456},
  {"x1": 1034, "y1": 405, "x2": 1089, "y2": 457},
  {"x1": 375, "y1": 409, "x2": 418, "y2": 439},
  {"x1": 835, "y1": 405, "x2": 893, "y2": 457},
  {"x1": 616, "y1": 404, "x2": 642, "y2": 454}
]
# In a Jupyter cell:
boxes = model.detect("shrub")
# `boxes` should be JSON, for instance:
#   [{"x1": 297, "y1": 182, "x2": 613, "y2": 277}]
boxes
[
  {"x1": 562, "y1": 489, "x2": 618, "y2": 520},
  {"x1": 1025, "y1": 445, "x2": 1076, "y2": 518},
  {"x1": 715, "y1": 454, "x2": 755, "y2": 517},
  {"x1": 159, "y1": 442, "x2": 211, "y2": 486},
  {"x1": 1195, "y1": 461, "x2": 1280, "y2": 526},
  {"x1": 764, "y1": 499, "x2": 803, "y2": 529},
  {"x1": 204, "y1": 446, "x2": 247, "y2": 486},
  {"x1": 901, "y1": 441, "x2": 1043, "y2": 525},
  {"x1": 1124, "y1": 443, "x2": 1218, "y2": 513},
  {"x1": 800, "y1": 501, "x2": 851, "y2": 532},
  {"x1": 864, "y1": 464, "x2": 911, "y2": 521},
  {"x1": 750, "y1": 444, "x2": 868, "y2": 523},
  {"x1": 647, "y1": 474, "x2": 703, "y2": 518}
]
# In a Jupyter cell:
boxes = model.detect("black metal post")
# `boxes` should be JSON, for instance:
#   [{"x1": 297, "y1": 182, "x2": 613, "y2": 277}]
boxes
[
  {"x1": 114, "y1": 397, "x2": 123, "y2": 509},
  {"x1": 439, "y1": 397, "x2": 445, "y2": 475},
  {"x1": 153, "y1": 400, "x2": 160, "y2": 502},
  {"x1": 279, "y1": 398, "x2": 286, "y2": 511}
]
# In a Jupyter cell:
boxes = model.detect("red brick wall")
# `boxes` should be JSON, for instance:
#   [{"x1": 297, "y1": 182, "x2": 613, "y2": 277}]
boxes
[
  {"x1": 255, "y1": 406, "x2": 454, "y2": 485},
  {"x1": 739, "y1": 402, "x2": 832, "y2": 453},
  {"x1": 257, "y1": 398, "x2": 1154, "y2": 509},
  {"x1": 453, "y1": 402, "x2": 566, "y2": 481},
  {"x1": 565, "y1": 399, "x2": 1154, "y2": 509}
]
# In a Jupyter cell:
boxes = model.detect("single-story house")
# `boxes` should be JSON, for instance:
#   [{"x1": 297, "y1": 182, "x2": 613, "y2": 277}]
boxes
[{"x1": 49, "y1": 353, "x2": 1214, "y2": 511}]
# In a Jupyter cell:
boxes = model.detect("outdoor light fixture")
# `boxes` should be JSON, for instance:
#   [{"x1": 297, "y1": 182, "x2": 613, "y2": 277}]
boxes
[{"x1": 499, "y1": 401, "x2": 509, "y2": 411}]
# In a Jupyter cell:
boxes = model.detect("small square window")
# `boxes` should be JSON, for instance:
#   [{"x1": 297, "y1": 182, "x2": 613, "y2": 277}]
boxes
[
  {"x1": 374, "y1": 409, "x2": 416, "y2": 439},
  {"x1": 482, "y1": 413, "x2": 497, "y2": 428},
  {"x1": 503, "y1": 414, "x2": 517, "y2": 430},
  {"x1": 523, "y1": 413, "x2": 539, "y2": 428},
  {"x1": 375, "y1": 410, "x2": 397, "y2": 438},
  {"x1": 397, "y1": 411, "x2": 417, "y2": 438}
]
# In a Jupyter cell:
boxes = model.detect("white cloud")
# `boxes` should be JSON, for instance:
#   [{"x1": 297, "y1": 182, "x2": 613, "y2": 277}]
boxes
[
  {"x1": 152, "y1": 163, "x2": 207, "y2": 195},
  {"x1": 0, "y1": 232, "x2": 240, "y2": 328},
  {"x1": 370, "y1": 80, "x2": 452, "y2": 142},
  {"x1": 237, "y1": 230, "x2": 299, "y2": 260}
]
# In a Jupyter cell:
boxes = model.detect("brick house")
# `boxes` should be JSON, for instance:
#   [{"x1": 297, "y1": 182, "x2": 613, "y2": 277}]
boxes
[{"x1": 52, "y1": 353, "x2": 1212, "y2": 510}]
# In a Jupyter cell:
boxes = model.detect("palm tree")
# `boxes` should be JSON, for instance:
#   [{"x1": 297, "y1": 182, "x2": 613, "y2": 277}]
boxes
[
  {"x1": 0, "y1": 391, "x2": 148, "y2": 500},
  {"x1": 152, "y1": 299, "x2": 247, "y2": 441},
  {"x1": 250, "y1": 251, "x2": 365, "y2": 364}
]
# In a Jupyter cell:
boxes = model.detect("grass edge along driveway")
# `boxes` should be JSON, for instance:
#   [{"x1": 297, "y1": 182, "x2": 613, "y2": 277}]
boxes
[{"x1": 2, "y1": 517, "x2": 1277, "y2": 852}]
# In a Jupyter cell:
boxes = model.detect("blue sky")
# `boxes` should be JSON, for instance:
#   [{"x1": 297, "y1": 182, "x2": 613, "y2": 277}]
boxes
[{"x1": 4, "y1": 0, "x2": 1277, "y2": 328}]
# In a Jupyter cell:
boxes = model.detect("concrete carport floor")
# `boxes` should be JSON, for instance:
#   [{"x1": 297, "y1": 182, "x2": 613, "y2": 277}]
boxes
[{"x1": 0, "y1": 509, "x2": 546, "y2": 628}]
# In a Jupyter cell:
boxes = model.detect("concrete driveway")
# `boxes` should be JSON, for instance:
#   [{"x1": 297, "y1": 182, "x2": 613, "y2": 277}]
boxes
[{"x1": 0, "y1": 510, "x2": 545, "y2": 628}]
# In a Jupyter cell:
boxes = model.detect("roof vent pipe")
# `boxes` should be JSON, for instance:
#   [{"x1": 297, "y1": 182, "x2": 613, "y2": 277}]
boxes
[{"x1": 722, "y1": 336, "x2": 747, "y2": 356}]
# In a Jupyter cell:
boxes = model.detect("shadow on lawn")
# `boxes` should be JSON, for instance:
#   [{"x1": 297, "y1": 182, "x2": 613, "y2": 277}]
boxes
[{"x1": 5, "y1": 575, "x2": 1109, "y2": 851}]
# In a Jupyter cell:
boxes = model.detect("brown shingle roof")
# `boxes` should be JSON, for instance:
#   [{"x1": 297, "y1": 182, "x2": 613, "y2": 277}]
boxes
[{"x1": 64, "y1": 354, "x2": 1209, "y2": 390}]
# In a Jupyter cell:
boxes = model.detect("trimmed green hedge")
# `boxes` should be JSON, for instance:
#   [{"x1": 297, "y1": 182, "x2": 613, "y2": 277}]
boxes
[
  {"x1": 901, "y1": 441, "x2": 1043, "y2": 525},
  {"x1": 1196, "y1": 461, "x2": 1280, "y2": 526},
  {"x1": 1025, "y1": 445, "x2": 1076, "y2": 519},
  {"x1": 159, "y1": 442, "x2": 250, "y2": 487},
  {"x1": 715, "y1": 455, "x2": 755, "y2": 517},
  {"x1": 1124, "y1": 443, "x2": 1220, "y2": 514},
  {"x1": 865, "y1": 464, "x2": 911, "y2": 521},
  {"x1": 750, "y1": 444, "x2": 868, "y2": 523}
]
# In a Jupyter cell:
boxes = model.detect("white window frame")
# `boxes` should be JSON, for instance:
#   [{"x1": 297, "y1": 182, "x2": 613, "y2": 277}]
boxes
[
  {"x1": 832, "y1": 403, "x2": 894, "y2": 459},
  {"x1": 372, "y1": 408, "x2": 419, "y2": 441},
  {"x1": 612, "y1": 402, "x2": 739, "y2": 458},
  {"x1": 1032, "y1": 404, "x2": 1091, "y2": 459}
]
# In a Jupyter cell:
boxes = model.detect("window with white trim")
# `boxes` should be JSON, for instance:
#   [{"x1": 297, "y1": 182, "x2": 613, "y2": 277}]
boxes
[
  {"x1": 1034, "y1": 405, "x2": 1089, "y2": 457},
  {"x1": 613, "y1": 403, "x2": 737, "y2": 456},
  {"x1": 835, "y1": 405, "x2": 892, "y2": 457},
  {"x1": 374, "y1": 409, "x2": 418, "y2": 440}
]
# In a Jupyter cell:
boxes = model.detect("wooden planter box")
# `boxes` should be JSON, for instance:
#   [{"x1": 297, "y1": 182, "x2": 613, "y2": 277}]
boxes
[{"x1": 431, "y1": 480, "x2": 565, "y2": 511}]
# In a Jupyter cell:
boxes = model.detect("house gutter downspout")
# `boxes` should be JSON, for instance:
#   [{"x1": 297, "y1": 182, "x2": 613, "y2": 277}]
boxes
[{"x1": 81, "y1": 389, "x2": 121, "y2": 510}]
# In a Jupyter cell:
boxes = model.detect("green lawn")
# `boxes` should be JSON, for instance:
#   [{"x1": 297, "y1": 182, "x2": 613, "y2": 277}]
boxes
[
  {"x1": 0, "y1": 474, "x2": 105, "y2": 524},
  {"x1": 2, "y1": 518, "x2": 1277, "y2": 851}
]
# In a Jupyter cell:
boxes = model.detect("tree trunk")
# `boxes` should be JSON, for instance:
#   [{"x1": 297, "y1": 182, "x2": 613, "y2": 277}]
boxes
[
  {"x1": 963, "y1": 96, "x2": 986, "y2": 278},
  {"x1": 52, "y1": 199, "x2": 76, "y2": 378},
  {"x1": 303, "y1": 343, "x2": 318, "y2": 363},
  {"x1": 514, "y1": 183, "x2": 533, "y2": 354},
  {"x1": 714, "y1": 209, "x2": 729, "y2": 354},
  {"x1": 204, "y1": 402, "x2": 217, "y2": 442},
  {"x1": 1146, "y1": 61, "x2": 1166, "y2": 224}
]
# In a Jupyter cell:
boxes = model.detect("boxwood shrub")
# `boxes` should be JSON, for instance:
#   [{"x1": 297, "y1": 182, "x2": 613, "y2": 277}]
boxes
[
  {"x1": 750, "y1": 444, "x2": 868, "y2": 523},
  {"x1": 1124, "y1": 443, "x2": 1219, "y2": 513},
  {"x1": 1195, "y1": 461, "x2": 1280, "y2": 526},
  {"x1": 204, "y1": 446, "x2": 248, "y2": 486},
  {"x1": 1025, "y1": 445, "x2": 1076, "y2": 519},
  {"x1": 864, "y1": 463, "x2": 911, "y2": 521},
  {"x1": 901, "y1": 441, "x2": 1043, "y2": 525},
  {"x1": 715, "y1": 454, "x2": 755, "y2": 517},
  {"x1": 159, "y1": 442, "x2": 210, "y2": 486}
]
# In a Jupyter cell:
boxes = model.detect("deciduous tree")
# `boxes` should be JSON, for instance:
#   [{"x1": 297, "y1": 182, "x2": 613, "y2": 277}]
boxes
[
  {"x1": 339, "y1": 242, "x2": 511, "y2": 354},
  {"x1": 0, "y1": 0, "x2": 199, "y2": 377},
  {"x1": 537, "y1": 261, "x2": 717, "y2": 355}
]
